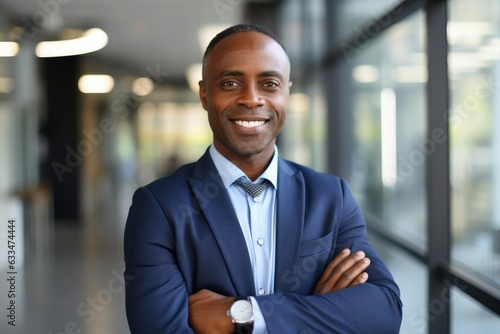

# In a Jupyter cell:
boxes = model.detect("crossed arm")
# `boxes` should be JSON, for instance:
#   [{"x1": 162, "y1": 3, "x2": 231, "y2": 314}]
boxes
[
  {"x1": 188, "y1": 248, "x2": 371, "y2": 334},
  {"x1": 125, "y1": 185, "x2": 402, "y2": 333}
]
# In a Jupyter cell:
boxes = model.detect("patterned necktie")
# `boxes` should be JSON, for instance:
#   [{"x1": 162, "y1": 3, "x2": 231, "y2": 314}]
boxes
[{"x1": 234, "y1": 177, "x2": 269, "y2": 198}]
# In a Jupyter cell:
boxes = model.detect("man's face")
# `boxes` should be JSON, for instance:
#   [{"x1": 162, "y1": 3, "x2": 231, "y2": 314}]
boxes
[{"x1": 199, "y1": 31, "x2": 291, "y2": 162}]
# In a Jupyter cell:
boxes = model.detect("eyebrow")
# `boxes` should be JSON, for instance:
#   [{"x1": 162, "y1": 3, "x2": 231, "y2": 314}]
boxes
[{"x1": 215, "y1": 70, "x2": 285, "y2": 81}]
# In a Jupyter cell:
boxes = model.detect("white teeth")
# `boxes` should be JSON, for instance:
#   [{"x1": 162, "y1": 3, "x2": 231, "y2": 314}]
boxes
[{"x1": 235, "y1": 120, "x2": 265, "y2": 128}]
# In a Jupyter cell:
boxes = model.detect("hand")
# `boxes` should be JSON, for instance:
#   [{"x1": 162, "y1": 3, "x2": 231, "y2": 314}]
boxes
[
  {"x1": 188, "y1": 289, "x2": 235, "y2": 334},
  {"x1": 312, "y1": 248, "x2": 370, "y2": 294}
]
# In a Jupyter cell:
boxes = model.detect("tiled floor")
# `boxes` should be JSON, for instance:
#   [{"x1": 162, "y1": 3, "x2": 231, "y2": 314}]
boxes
[{"x1": 0, "y1": 221, "x2": 129, "y2": 334}]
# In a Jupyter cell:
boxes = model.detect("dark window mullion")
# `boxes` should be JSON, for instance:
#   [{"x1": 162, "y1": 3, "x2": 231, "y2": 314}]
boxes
[
  {"x1": 441, "y1": 264, "x2": 500, "y2": 316},
  {"x1": 425, "y1": 0, "x2": 451, "y2": 333}
]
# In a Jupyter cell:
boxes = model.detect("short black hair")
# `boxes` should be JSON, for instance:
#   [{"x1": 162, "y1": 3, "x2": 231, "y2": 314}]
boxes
[{"x1": 202, "y1": 24, "x2": 287, "y2": 65}]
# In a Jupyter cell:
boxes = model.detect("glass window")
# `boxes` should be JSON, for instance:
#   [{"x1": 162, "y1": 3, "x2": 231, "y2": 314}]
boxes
[
  {"x1": 0, "y1": 17, "x2": 15, "y2": 194},
  {"x1": 335, "y1": 0, "x2": 407, "y2": 45},
  {"x1": 451, "y1": 287, "x2": 500, "y2": 333},
  {"x1": 278, "y1": 0, "x2": 302, "y2": 70},
  {"x1": 449, "y1": 0, "x2": 500, "y2": 287},
  {"x1": 370, "y1": 234, "x2": 428, "y2": 334},
  {"x1": 278, "y1": 0, "x2": 327, "y2": 170},
  {"x1": 348, "y1": 11, "x2": 427, "y2": 247}
]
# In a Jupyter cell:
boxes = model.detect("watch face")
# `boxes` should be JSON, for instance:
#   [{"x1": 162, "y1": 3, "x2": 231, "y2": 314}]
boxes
[{"x1": 230, "y1": 300, "x2": 253, "y2": 323}]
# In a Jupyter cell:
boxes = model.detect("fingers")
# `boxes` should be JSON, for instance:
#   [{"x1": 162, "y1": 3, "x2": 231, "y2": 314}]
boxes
[
  {"x1": 348, "y1": 272, "x2": 369, "y2": 288},
  {"x1": 314, "y1": 248, "x2": 351, "y2": 290},
  {"x1": 313, "y1": 249, "x2": 371, "y2": 294}
]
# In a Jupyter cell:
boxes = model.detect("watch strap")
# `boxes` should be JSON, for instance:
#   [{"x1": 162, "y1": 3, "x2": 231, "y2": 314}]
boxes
[
  {"x1": 234, "y1": 296, "x2": 248, "y2": 302},
  {"x1": 235, "y1": 323, "x2": 253, "y2": 334}
]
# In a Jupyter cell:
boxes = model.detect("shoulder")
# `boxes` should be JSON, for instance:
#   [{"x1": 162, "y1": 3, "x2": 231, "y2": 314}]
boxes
[{"x1": 139, "y1": 162, "x2": 197, "y2": 199}]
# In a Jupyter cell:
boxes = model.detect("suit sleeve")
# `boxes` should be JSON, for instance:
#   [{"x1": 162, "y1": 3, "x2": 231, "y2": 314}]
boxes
[
  {"x1": 256, "y1": 179, "x2": 403, "y2": 334},
  {"x1": 124, "y1": 187, "x2": 195, "y2": 333}
]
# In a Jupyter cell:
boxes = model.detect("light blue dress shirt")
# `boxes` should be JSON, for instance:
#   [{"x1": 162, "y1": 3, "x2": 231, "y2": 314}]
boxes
[{"x1": 209, "y1": 144, "x2": 277, "y2": 334}]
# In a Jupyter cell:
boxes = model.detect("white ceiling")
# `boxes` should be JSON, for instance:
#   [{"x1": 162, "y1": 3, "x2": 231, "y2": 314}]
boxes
[{"x1": 1, "y1": 0, "x2": 252, "y2": 82}]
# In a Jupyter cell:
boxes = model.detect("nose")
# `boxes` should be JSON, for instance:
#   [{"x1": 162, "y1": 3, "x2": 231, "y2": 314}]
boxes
[{"x1": 237, "y1": 84, "x2": 264, "y2": 109}]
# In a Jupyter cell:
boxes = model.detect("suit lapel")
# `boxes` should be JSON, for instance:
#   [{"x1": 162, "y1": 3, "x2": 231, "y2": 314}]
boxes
[
  {"x1": 188, "y1": 151, "x2": 255, "y2": 296},
  {"x1": 274, "y1": 159, "x2": 305, "y2": 292}
]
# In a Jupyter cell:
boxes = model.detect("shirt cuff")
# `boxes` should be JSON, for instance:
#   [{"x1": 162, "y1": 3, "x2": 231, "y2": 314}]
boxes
[{"x1": 250, "y1": 297, "x2": 268, "y2": 334}]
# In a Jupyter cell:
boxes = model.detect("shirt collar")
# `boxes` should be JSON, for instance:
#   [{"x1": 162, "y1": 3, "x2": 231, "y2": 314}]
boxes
[{"x1": 209, "y1": 144, "x2": 278, "y2": 190}]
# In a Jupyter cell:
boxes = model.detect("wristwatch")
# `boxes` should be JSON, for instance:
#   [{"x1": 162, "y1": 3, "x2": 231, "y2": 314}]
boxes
[{"x1": 227, "y1": 296, "x2": 254, "y2": 334}]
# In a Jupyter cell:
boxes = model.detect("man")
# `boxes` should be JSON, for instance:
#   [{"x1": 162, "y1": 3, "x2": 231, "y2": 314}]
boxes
[{"x1": 124, "y1": 24, "x2": 402, "y2": 333}]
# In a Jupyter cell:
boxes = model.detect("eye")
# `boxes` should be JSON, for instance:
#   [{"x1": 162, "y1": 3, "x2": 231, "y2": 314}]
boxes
[
  {"x1": 263, "y1": 81, "x2": 279, "y2": 88},
  {"x1": 222, "y1": 81, "x2": 239, "y2": 87}
]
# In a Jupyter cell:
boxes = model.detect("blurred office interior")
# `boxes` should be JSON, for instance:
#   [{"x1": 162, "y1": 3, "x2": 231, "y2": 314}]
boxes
[{"x1": 0, "y1": 0, "x2": 499, "y2": 333}]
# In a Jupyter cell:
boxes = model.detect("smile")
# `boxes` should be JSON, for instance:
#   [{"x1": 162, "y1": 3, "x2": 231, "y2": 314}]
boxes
[{"x1": 234, "y1": 120, "x2": 266, "y2": 128}]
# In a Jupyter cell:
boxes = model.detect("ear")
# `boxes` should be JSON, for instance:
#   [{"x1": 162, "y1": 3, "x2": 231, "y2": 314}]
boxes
[{"x1": 199, "y1": 80, "x2": 208, "y2": 111}]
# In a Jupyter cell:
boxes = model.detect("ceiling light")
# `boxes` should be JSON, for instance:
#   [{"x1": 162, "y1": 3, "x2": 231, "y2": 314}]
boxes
[
  {"x1": 78, "y1": 75, "x2": 114, "y2": 94},
  {"x1": 352, "y1": 65, "x2": 379, "y2": 83},
  {"x1": 36, "y1": 28, "x2": 108, "y2": 58},
  {"x1": 132, "y1": 77, "x2": 155, "y2": 96},
  {"x1": 0, "y1": 42, "x2": 19, "y2": 57}
]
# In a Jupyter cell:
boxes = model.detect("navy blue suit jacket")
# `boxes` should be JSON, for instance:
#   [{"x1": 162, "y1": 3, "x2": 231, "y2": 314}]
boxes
[{"x1": 124, "y1": 150, "x2": 402, "y2": 333}]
